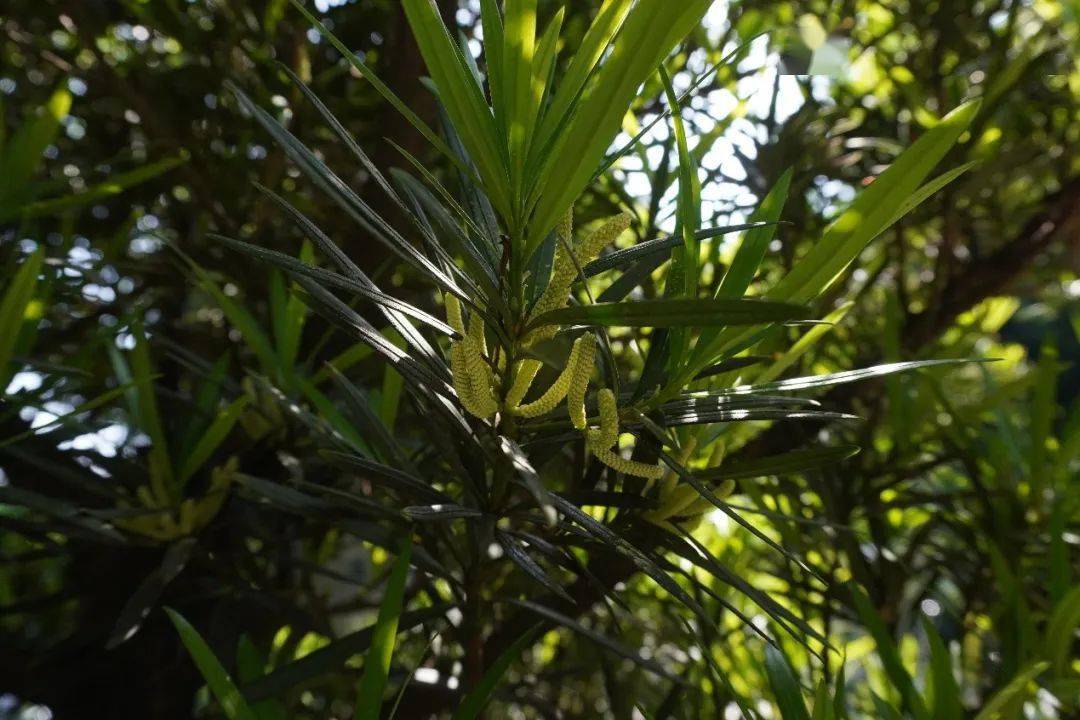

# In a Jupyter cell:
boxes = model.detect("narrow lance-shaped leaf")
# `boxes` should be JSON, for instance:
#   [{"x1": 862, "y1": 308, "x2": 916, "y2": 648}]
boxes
[
  {"x1": 922, "y1": 617, "x2": 962, "y2": 720},
  {"x1": 0, "y1": 84, "x2": 71, "y2": 208},
  {"x1": 503, "y1": 0, "x2": 537, "y2": 200},
  {"x1": 166, "y1": 608, "x2": 259, "y2": 720},
  {"x1": 178, "y1": 396, "x2": 249, "y2": 486},
  {"x1": 694, "y1": 445, "x2": 859, "y2": 482},
  {"x1": 659, "y1": 63, "x2": 701, "y2": 298},
  {"x1": 287, "y1": 0, "x2": 475, "y2": 183},
  {"x1": 583, "y1": 222, "x2": 775, "y2": 278},
  {"x1": 716, "y1": 169, "x2": 792, "y2": 300},
  {"x1": 764, "y1": 645, "x2": 811, "y2": 720},
  {"x1": 451, "y1": 623, "x2": 543, "y2": 720},
  {"x1": 129, "y1": 323, "x2": 175, "y2": 500},
  {"x1": 527, "y1": 298, "x2": 810, "y2": 330},
  {"x1": 0, "y1": 154, "x2": 188, "y2": 223},
  {"x1": 721, "y1": 358, "x2": 986, "y2": 396},
  {"x1": 971, "y1": 662, "x2": 1048, "y2": 720},
  {"x1": 526, "y1": 0, "x2": 714, "y2": 255},
  {"x1": 506, "y1": 599, "x2": 686, "y2": 684},
  {"x1": 529, "y1": 0, "x2": 632, "y2": 167},
  {"x1": 768, "y1": 101, "x2": 980, "y2": 303},
  {"x1": 849, "y1": 584, "x2": 930, "y2": 720},
  {"x1": 355, "y1": 536, "x2": 414, "y2": 720},
  {"x1": 0, "y1": 247, "x2": 44, "y2": 389},
  {"x1": 401, "y1": 0, "x2": 511, "y2": 218}
]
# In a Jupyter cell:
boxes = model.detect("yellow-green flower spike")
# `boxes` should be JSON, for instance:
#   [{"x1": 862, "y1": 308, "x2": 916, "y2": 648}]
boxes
[
  {"x1": 682, "y1": 479, "x2": 736, "y2": 516},
  {"x1": 444, "y1": 293, "x2": 465, "y2": 335},
  {"x1": 514, "y1": 335, "x2": 587, "y2": 418},
  {"x1": 567, "y1": 334, "x2": 596, "y2": 429},
  {"x1": 506, "y1": 358, "x2": 543, "y2": 410},
  {"x1": 463, "y1": 316, "x2": 498, "y2": 417},
  {"x1": 578, "y1": 212, "x2": 632, "y2": 263},
  {"x1": 525, "y1": 212, "x2": 633, "y2": 347},
  {"x1": 588, "y1": 444, "x2": 665, "y2": 480},
  {"x1": 586, "y1": 388, "x2": 619, "y2": 449},
  {"x1": 450, "y1": 341, "x2": 484, "y2": 417},
  {"x1": 647, "y1": 435, "x2": 696, "y2": 496},
  {"x1": 556, "y1": 206, "x2": 573, "y2": 244},
  {"x1": 653, "y1": 483, "x2": 704, "y2": 521}
]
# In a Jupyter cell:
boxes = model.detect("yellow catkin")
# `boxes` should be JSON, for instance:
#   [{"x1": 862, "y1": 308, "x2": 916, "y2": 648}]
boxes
[
  {"x1": 586, "y1": 388, "x2": 619, "y2": 449},
  {"x1": 654, "y1": 484, "x2": 704, "y2": 521},
  {"x1": 578, "y1": 212, "x2": 632, "y2": 264},
  {"x1": 655, "y1": 435, "x2": 697, "y2": 498},
  {"x1": 462, "y1": 316, "x2": 498, "y2": 417},
  {"x1": 506, "y1": 358, "x2": 543, "y2": 410},
  {"x1": 681, "y1": 479, "x2": 736, "y2": 516},
  {"x1": 444, "y1": 293, "x2": 465, "y2": 335},
  {"x1": 446, "y1": 294, "x2": 496, "y2": 417},
  {"x1": 556, "y1": 206, "x2": 573, "y2": 244},
  {"x1": 566, "y1": 334, "x2": 595, "y2": 429},
  {"x1": 526, "y1": 213, "x2": 632, "y2": 347},
  {"x1": 513, "y1": 335, "x2": 588, "y2": 418},
  {"x1": 588, "y1": 444, "x2": 665, "y2": 480},
  {"x1": 452, "y1": 341, "x2": 494, "y2": 418}
]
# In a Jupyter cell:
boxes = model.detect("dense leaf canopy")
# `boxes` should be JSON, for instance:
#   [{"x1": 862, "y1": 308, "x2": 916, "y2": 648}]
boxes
[{"x1": 0, "y1": 1, "x2": 1077, "y2": 718}]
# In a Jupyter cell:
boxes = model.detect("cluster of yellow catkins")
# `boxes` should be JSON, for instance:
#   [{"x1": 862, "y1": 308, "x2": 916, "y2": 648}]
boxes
[
  {"x1": 115, "y1": 460, "x2": 236, "y2": 541},
  {"x1": 642, "y1": 438, "x2": 736, "y2": 531},
  {"x1": 445, "y1": 210, "x2": 663, "y2": 480}
]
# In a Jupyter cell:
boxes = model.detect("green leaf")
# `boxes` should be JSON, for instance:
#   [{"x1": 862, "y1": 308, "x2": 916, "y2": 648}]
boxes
[
  {"x1": 530, "y1": 0, "x2": 632, "y2": 166},
  {"x1": 0, "y1": 383, "x2": 129, "y2": 449},
  {"x1": 451, "y1": 623, "x2": 542, "y2": 720},
  {"x1": 194, "y1": 268, "x2": 281, "y2": 380},
  {"x1": 690, "y1": 170, "x2": 792, "y2": 371},
  {"x1": 751, "y1": 301, "x2": 854, "y2": 385},
  {"x1": 583, "y1": 223, "x2": 773, "y2": 278},
  {"x1": 527, "y1": 0, "x2": 713, "y2": 253},
  {"x1": 379, "y1": 343, "x2": 404, "y2": 433},
  {"x1": 0, "y1": 154, "x2": 187, "y2": 223},
  {"x1": 129, "y1": 324, "x2": 175, "y2": 500},
  {"x1": 527, "y1": 297, "x2": 810, "y2": 330},
  {"x1": 479, "y1": 0, "x2": 506, "y2": 133},
  {"x1": 1044, "y1": 585, "x2": 1080, "y2": 677},
  {"x1": 206, "y1": 233, "x2": 456, "y2": 338},
  {"x1": 694, "y1": 445, "x2": 859, "y2": 482},
  {"x1": 1029, "y1": 344, "x2": 1059, "y2": 495},
  {"x1": 972, "y1": 662, "x2": 1048, "y2": 720},
  {"x1": 0, "y1": 247, "x2": 44, "y2": 389},
  {"x1": 717, "y1": 169, "x2": 792, "y2": 299},
  {"x1": 288, "y1": 0, "x2": 470, "y2": 181},
  {"x1": 242, "y1": 606, "x2": 451, "y2": 701},
  {"x1": 178, "y1": 396, "x2": 249, "y2": 486},
  {"x1": 297, "y1": 378, "x2": 366, "y2": 451},
  {"x1": 166, "y1": 608, "x2": 259, "y2": 720},
  {"x1": 849, "y1": 584, "x2": 930, "y2": 720},
  {"x1": 236, "y1": 636, "x2": 287, "y2": 720},
  {"x1": 503, "y1": 0, "x2": 538, "y2": 194},
  {"x1": 506, "y1": 599, "x2": 685, "y2": 684},
  {"x1": 724, "y1": 359, "x2": 984, "y2": 396},
  {"x1": 355, "y1": 536, "x2": 413, "y2": 720},
  {"x1": 401, "y1": 0, "x2": 510, "y2": 218},
  {"x1": 1048, "y1": 499, "x2": 1071, "y2": 605},
  {"x1": 769, "y1": 101, "x2": 980, "y2": 303},
  {"x1": 922, "y1": 617, "x2": 962, "y2": 720},
  {"x1": 764, "y1": 645, "x2": 811, "y2": 720},
  {"x1": 529, "y1": 8, "x2": 563, "y2": 123},
  {"x1": 811, "y1": 676, "x2": 836, "y2": 720},
  {"x1": 0, "y1": 84, "x2": 71, "y2": 208},
  {"x1": 659, "y1": 63, "x2": 701, "y2": 297}
]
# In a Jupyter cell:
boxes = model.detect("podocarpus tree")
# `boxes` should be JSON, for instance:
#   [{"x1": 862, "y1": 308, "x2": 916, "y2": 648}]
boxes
[{"x1": 195, "y1": 0, "x2": 981, "y2": 714}]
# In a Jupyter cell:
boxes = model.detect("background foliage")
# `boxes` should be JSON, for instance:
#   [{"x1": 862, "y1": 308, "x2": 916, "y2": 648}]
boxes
[{"x1": 1, "y1": 0, "x2": 1077, "y2": 718}]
